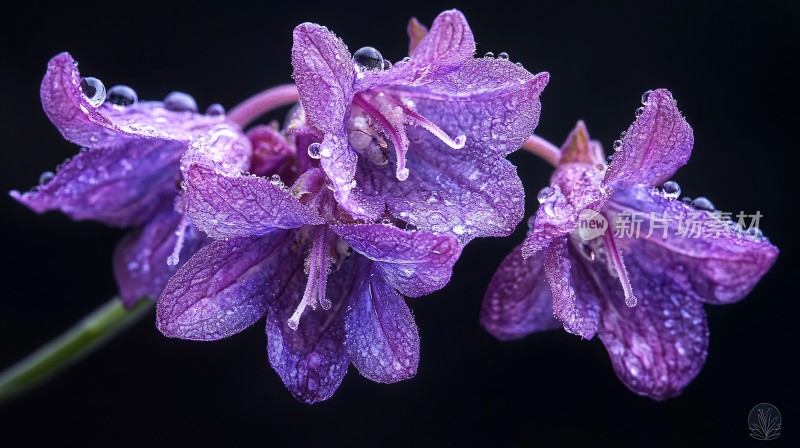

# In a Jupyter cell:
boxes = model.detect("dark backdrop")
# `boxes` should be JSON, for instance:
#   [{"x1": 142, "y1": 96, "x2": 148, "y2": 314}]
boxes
[{"x1": 1, "y1": 0, "x2": 797, "y2": 446}]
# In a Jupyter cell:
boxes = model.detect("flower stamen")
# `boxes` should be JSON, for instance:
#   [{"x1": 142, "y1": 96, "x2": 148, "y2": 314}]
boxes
[
  {"x1": 288, "y1": 226, "x2": 333, "y2": 330},
  {"x1": 601, "y1": 226, "x2": 638, "y2": 307}
]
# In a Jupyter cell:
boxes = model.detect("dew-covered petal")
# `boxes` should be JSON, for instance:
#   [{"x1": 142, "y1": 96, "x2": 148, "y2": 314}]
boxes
[
  {"x1": 178, "y1": 124, "x2": 252, "y2": 177},
  {"x1": 247, "y1": 125, "x2": 296, "y2": 178},
  {"x1": 319, "y1": 130, "x2": 379, "y2": 219},
  {"x1": 543, "y1": 237, "x2": 601, "y2": 339},
  {"x1": 113, "y1": 207, "x2": 206, "y2": 308},
  {"x1": 402, "y1": 59, "x2": 549, "y2": 158},
  {"x1": 606, "y1": 186, "x2": 778, "y2": 304},
  {"x1": 345, "y1": 261, "x2": 419, "y2": 383},
  {"x1": 521, "y1": 163, "x2": 609, "y2": 257},
  {"x1": 292, "y1": 23, "x2": 354, "y2": 133},
  {"x1": 11, "y1": 139, "x2": 182, "y2": 227},
  {"x1": 266, "y1": 247, "x2": 358, "y2": 404},
  {"x1": 408, "y1": 9, "x2": 475, "y2": 77},
  {"x1": 157, "y1": 230, "x2": 297, "y2": 341},
  {"x1": 480, "y1": 243, "x2": 560, "y2": 341},
  {"x1": 183, "y1": 164, "x2": 324, "y2": 240},
  {"x1": 603, "y1": 89, "x2": 693, "y2": 189},
  {"x1": 355, "y1": 127, "x2": 525, "y2": 245},
  {"x1": 332, "y1": 223, "x2": 461, "y2": 297},
  {"x1": 592, "y1": 243, "x2": 710, "y2": 400}
]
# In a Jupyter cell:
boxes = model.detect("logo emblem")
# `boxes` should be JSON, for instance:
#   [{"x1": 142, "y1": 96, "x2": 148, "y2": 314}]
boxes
[
  {"x1": 748, "y1": 403, "x2": 782, "y2": 441},
  {"x1": 577, "y1": 209, "x2": 608, "y2": 241}
]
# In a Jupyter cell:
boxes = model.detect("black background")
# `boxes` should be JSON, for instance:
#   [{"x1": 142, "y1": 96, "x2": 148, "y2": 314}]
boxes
[{"x1": 1, "y1": 0, "x2": 797, "y2": 446}]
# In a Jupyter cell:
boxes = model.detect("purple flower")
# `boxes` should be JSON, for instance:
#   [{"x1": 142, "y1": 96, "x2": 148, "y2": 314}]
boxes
[
  {"x1": 156, "y1": 128, "x2": 461, "y2": 403},
  {"x1": 291, "y1": 10, "x2": 549, "y2": 243},
  {"x1": 10, "y1": 53, "x2": 252, "y2": 306},
  {"x1": 481, "y1": 89, "x2": 778, "y2": 399}
]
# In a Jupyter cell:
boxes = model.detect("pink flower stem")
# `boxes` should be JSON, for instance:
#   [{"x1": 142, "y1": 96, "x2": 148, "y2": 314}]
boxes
[
  {"x1": 521, "y1": 135, "x2": 561, "y2": 167},
  {"x1": 226, "y1": 84, "x2": 300, "y2": 128}
]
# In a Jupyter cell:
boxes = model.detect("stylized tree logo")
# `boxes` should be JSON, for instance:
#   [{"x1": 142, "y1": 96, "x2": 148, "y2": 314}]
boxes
[{"x1": 748, "y1": 403, "x2": 782, "y2": 441}]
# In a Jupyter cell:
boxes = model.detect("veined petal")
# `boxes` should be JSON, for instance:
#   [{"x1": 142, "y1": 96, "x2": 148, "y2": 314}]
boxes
[
  {"x1": 319, "y1": 130, "x2": 379, "y2": 219},
  {"x1": 332, "y1": 223, "x2": 461, "y2": 297},
  {"x1": 11, "y1": 139, "x2": 182, "y2": 227},
  {"x1": 156, "y1": 231, "x2": 297, "y2": 341},
  {"x1": 603, "y1": 89, "x2": 693, "y2": 189},
  {"x1": 543, "y1": 237, "x2": 601, "y2": 339},
  {"x1": 113, "y1": 207, "x2": 206, "y2": 308},
  {"x1": 266, "y1": 246, "x2": 358, "y2": 404},
  {"x1": 409, "y1": 9, "x2": 475, "y2": 78},
  {"x1": 606, "y1": 186, "x2": 778, "y2": 304},
  {"x1": 481, "y1": 243, "x2": 561, "y2": 341},
  {"x1": 345, "y1": 261, "x2": 419, "y2": 383},
  {"x1": 183, "y1": 164, "x2": 324, "y2": 239},
  {"x1": 292, "y1": 23, "x2": 354, "y2": 133}
]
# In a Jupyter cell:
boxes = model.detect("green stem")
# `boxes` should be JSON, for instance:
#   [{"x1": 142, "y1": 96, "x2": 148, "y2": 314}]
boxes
[{"x1": 0, "y1": 297, "x2": 153, "y2": 404}]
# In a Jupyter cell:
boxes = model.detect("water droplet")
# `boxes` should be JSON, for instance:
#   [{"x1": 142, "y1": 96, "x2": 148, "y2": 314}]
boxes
[
  {"x1": 498, "y1": 52, "x2": 509, "y2": 60},
  {"x1": 595, "y1": 163, "x2": 605, "y2": 171},
  {"x1": 682, "y1": 196, "x2": 693, "y2": 204},
  {"x1": 39, "y1": 171, "x2": 54, "y2": 185},
  {"x1": 353, "y1": 47, "x2": 384, "y2": 71},
  {"x1": 661, "y1": 181, "x2": 681, "y2": 199},
  {"x1": 453, "y1": 224, "x2": 466, "y2": 235},
  {"x1": 635, "y1": 107, "x2": 645, "y2": 118},
  {"x1": 483, "y1": 51, "x2": 494, "y2": 59},
  {"x1": 619, "y1": 131, "x2": 627, "y2": 138},
  {"x1": 80, "y1": 77, "x2": 105, "y2": 107},
  {"x1": 206, "y1": 103, "x2": 225, "y2": 116},
  {"x1": 612, "y1": 140, "x2": 623, "y2": 151},
  {"x1": 164, "y1": 92, "x2": 198, "y2": 113},
  {"x1": 536, "y1": 186, "x2": 554, "y2": 203},
  {"x1": 382, "y1": 59, "x2": 393, "y2": 70},
  {"x1": 641, "y1": 89, "x2": 653, "y2": 105},
  {"x1": 107, "y1": 85, "x2": 137, "y2": 106},
  {"x1": 307, "y1": 142, "x2": 322, "y2": 159},
  {"x1": 691, "y1": 196, "x2": 715, "y2": 211}
]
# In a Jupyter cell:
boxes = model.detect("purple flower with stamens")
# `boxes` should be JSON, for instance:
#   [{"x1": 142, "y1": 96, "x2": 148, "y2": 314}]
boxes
[
  {"x1": 10, "y1": 52, "x2": 252, "y2": 307},
  {"x1": 157, "y1": 127, "x2": 461, "y2": 403},
  {"x1": 292, "y1": 9, "x2": 549, "y2": 243},
  {"x1": 481, "y1": 89, "x2": 778, "y2": 400}
]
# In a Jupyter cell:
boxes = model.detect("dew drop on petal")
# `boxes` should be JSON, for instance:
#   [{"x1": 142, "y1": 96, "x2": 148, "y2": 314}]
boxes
[
  {"x1": 107, "y1": 85, "x2": 138, "y2": 106},
  {"x1": 661, "y1": 181, "x2": 681, "y2": 199},
  {"x1": 39, "y1": 171, "x2": 54, "y2": 185},
  {"x1": 307, "y1": 142, "x2": 322, "y2": 159},
  {"x1": 612, "y1": 140, "x2": 623, "y2": 151},
  {"x1": 691, "y1": 196, "x2": 715, "y2": 211},
  {"x1": 641, "y1": 89, "x2": 653, "y2": 105},
  {"x1": 206, "y1": 103, "x2": 225, "y2": 116},
  {"x1": 498, "y1": 52, "x2": 509, "y2": 60},
  {"x1": 635, "y1": 107, "x2": 645, "y2": 118},
  {"x1": 80, "y1": 77, "x2": 106, "y2": 107},
  {"x1": 164, "y1": 91, "x2": 198, "y2": 113},
  {"x1": 353, "y1": 47, "x2": 384, "y2": 71},
  {"x1": 382, "y1": 59, "x2": 393, "y2": 70},
  {"x1": 536, "y1": 186, "x2": 554, "y2": 203},
  {"x1": 681, "y1": 196, "x2": 693, "y2": 204},
  {"x1": 483, "y1": 51, "x2": 494, "y2": 59}
]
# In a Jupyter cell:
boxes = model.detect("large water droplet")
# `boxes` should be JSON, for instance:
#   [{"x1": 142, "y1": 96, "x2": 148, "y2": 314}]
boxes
[
  {"x1": 107, "y1": 85, "x2": 137, "y2": 106},
  {"x1": 483, "y1": 51, "x2": 494, "y2": 59},
  {"x1": 612, "y1": 140, "x2": 623, "y2": 151},
  {"x1": 307, "y1": 142, "x2": 322, "y2": 159},
  {"x1": 691, "y1": 196, "x2": 715, "y2": 211},
  {"x1": 635, "y1": 107, "x2": 645, "y2": 118},
  {"x1": 353, "y1": 47, "x2": 384, "y2": 71},
  {"x1": 206, "y1": 103, "x2": 225, "y2": 116},
  {"x1": 498, "y1": 52, "x2": 509, "y2": 60},
  {"x1": 39, "y1": 171, "x2": 55, "y2": 185},
  {"x1": 537, "y1": 186, "x2": 554, "y2": 203},
  {"x1": 164, "y1": 92, "x2": 198, "y2": 113},
  {"x1": 382, "y1": 59, "x2": 393, "y2": 70},
  {"x1": 662, "y1": 181, "x2": 681, "y2": 199},
  {"x1": 80, "y1": 77, "x2": 106, "y2": 107},
  {"x1": 641, "y1": 89, "x2": 653, "y2": 105}
]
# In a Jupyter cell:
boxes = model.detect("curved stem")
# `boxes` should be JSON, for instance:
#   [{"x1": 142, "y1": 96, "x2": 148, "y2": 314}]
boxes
[
  {"x1": 522, "y1": 135, "x2": 560, "y2": 167},
  {"x1": 226, "y1": 84, "x2": 300, "y2": 128},
  {"x1": 0, "y1": 297, "x2": 153, "y2": 405}
]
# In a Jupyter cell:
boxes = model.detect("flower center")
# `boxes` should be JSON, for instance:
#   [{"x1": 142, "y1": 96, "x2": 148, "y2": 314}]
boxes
[{"x1": 288, "y1": 226, "x2": 334, "y2": 330}]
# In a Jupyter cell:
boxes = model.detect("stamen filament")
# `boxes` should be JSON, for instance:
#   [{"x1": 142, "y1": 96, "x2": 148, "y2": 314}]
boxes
[
  {"x1": 166, "y1": 214, "x2": 191, "y2": 267},
  {"x1": 522, "y1": 135, "x2": 560, "y2": 167},
  {"x1": 602, "y1": 228, "x2": 638, "y2": 307},
  {"x1": 394, "y1": 100, "x2": 466, "y2": 149},
  {"x1": 353, "y1": 94, "x2": 410, "y2": 180},
  {"x1": 288, "y1": 227, "x2": 331, "y2": 330},
  {"x1": 227, "y1": 84, "x2": 300, "y2": 129}
]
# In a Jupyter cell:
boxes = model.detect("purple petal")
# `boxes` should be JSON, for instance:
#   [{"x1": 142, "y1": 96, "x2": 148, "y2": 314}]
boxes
[
  {"x1": 318, "y1": 130, "x2": 378, "y2": 219},
  {"x1": 409, "y1": 9, "x2": 475, "y2": 77},
  {"x1": 481, "y1": 243, "x2": 561, "y2": 341},
  {"x1": 521, "y1": 163, "x2": 609, "y2": 257},
  {"x1": 183, "y1": 164, "x2": 324, "y2": 239},
  {"x1": 543, "y1": 238, "x2": 601, "y2": 339},
  {"x1": 292, "y1": 23, "x2": 354, "y2": 133},
  {"x1": 356, "y1": 128, "x2": 526, "y2": 244},
  {"x1": 558, "y1": 121, "x2": 605, "y2": 165},
  {"x1": 157, "y1": 231, "x2": 297, "y2": 341},
  {"x1": 11, "y1": 139, "x2": 182, "y2": 227},
  {"x1": 345, "y1": 261, "x2": 419, "y2": 383},
  {"x1": 592, "y1": 245, "x2": 709, "y2": 400},
  {"x1": 406, "y1": 17, "x2": 429, "y2": 56},
  {"x1": 266, "y1": 246, "x2": 358, "y2": 404},
  {"x1": 606, "y1": 186, "x2": 778, "y2": 304},
  {"x1": 247, "y1": 125, "x2": 296, "y2": 178},
  {"x1": 603, "y1": 89, "x2": 693, "y2": 189},
  {"x1": 332, "y1": 224, "x2": 461, "y2": 297},
  {"x1": 113, "y1": 207, "x2": 206, "y2": 308}
]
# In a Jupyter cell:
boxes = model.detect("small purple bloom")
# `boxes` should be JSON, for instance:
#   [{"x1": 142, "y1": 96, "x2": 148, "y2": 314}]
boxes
[
  {"x1": 157, "y1": 129, "x2": 461, "y2": 403},
  {"x1": 481, "y1": 89, "x2": 778, "y2": 399},
  {"x1": 291, "y1": 10, "x2": 549, "y2": 243},
  {"x1": 11, "y1": 53, "x2": 252, "y2": 306}
]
